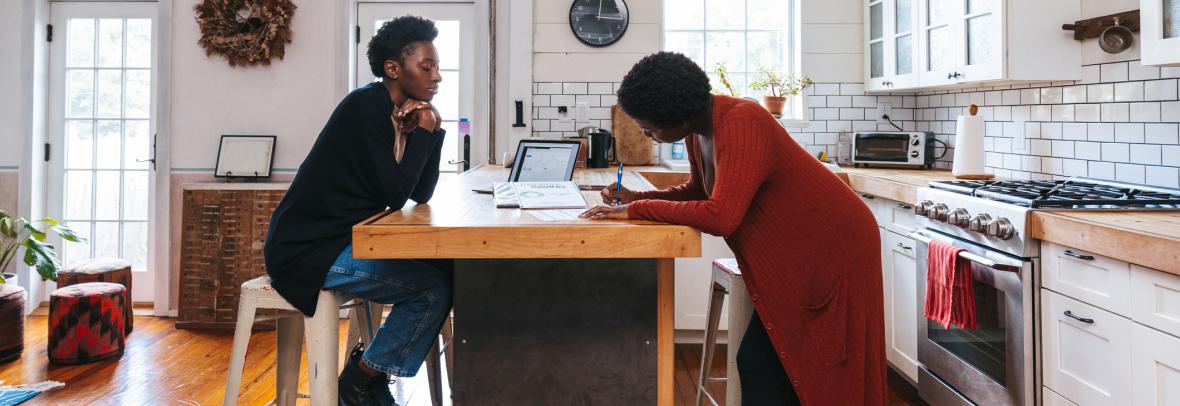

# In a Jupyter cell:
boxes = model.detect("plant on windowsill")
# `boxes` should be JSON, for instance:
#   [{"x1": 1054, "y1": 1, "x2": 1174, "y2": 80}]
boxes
[
  {"x1": 750, "y1": 67, "x2": 813, "y2": 118},
  {"x1": 0, "y1": 210, "x2": 84, "y2": 285},
  {"x1": 711, "y1": 63, "x2": 740, "y2": 97}
]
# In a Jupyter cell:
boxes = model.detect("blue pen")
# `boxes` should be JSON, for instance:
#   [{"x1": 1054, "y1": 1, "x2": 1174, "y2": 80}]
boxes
[{"x1": 615, "y1": 163, "x2": 624, "y2": 206}]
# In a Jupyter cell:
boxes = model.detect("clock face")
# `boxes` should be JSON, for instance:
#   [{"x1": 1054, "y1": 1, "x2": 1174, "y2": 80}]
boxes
[{"x1": 569, "y1": 0, "x2": 629, "y2": 47}]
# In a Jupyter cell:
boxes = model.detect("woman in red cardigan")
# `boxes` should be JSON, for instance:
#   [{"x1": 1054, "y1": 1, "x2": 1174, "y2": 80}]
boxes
[{"x1": 582, "y1": 52, "x2": 886, "y2": 405}]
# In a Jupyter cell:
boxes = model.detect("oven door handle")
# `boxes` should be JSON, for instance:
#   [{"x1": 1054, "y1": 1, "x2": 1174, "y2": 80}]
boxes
[{"x1": 907, "y1": 231, "x2": 1022, "y2": 273}]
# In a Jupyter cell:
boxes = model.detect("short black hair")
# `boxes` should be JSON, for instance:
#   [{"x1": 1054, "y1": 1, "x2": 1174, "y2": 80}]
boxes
[
  {"x1": 367, "y1": 15, "x2": 439, "y2": 79},
  {"x1": 617, "y1": 52, "x2": 713, "y2": 129}
]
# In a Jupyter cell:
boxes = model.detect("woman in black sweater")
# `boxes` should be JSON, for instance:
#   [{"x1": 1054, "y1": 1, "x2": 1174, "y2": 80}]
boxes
[{"x1": 263, "y1": 16, "x2": 450, "y2": 405}]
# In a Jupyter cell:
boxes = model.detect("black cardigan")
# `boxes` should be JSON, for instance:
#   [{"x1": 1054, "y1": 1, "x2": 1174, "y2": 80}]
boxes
[{"x1": 264, "y1": 82, "x2": 445, "y2": 316}]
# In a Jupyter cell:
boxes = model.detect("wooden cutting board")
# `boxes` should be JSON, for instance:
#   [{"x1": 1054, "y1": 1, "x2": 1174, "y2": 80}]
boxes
[{"x1": 612, "y1": 105, "x2": 654, "y2": 165}]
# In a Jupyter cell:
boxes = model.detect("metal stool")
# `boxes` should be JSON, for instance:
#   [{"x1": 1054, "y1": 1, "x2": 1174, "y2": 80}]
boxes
[{"x1": 696, "y1": 258, "x2": 753, "y2": 406}]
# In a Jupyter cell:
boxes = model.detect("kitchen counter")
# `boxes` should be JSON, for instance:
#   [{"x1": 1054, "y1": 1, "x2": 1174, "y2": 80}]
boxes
[{"x1": 840, "y1": 167, "x2": 1180, "y2": 276}]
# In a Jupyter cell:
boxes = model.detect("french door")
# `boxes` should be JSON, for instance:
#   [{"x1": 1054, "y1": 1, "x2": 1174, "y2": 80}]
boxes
[
  {"x1": 48, "y1": 2, "x2": 158, "y2": 302},
  {"x1": 356, "y1": 2, "x2": 481, "y2": 173}
]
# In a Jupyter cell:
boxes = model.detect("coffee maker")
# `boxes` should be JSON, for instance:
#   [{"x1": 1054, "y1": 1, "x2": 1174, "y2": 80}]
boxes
[{"x1": 587, "y1": 129, "x2": 616, "y2": 168}]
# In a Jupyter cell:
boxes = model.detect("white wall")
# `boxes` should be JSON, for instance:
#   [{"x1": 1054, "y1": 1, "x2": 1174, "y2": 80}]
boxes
[
  {"x1": 0, "y1": 0, "x2": 28, "y2": 168},
  {"x1": 532, "y1": 0, "x2": 662, "y2": 82},
  {"x1": 801, "y1": 0, "x2": 863, "y2": 83}
]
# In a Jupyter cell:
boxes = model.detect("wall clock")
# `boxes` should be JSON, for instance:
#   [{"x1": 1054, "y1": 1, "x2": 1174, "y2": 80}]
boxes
[{"x1": 569, "y1": 0, "x2": 629, "y2": 47}]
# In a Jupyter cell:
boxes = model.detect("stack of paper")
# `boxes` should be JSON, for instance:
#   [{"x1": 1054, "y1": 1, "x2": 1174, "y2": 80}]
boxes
[{"x1": 493, "y1": 181, "x2": 588, "y2": 209}]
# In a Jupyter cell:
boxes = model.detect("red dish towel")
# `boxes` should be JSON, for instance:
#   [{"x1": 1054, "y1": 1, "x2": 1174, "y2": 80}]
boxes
[{"x1": 924, "y1": 239, "x2": 977, "y2": 330}]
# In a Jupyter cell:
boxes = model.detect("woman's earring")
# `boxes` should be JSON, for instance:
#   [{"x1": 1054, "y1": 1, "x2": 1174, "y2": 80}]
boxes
[{"x1": 391, "y1": 75, "x2": 398, "y2": 80}]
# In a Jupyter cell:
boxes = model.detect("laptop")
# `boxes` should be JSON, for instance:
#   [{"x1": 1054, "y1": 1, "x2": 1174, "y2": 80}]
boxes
[{"x1": 473, "y1": 140, "x2": 582, "y2": 194}]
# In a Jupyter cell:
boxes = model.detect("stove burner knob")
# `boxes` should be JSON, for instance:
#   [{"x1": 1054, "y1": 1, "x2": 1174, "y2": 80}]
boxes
[
  {"x1": 931, "y1": 203, "x2": 950, "y2": 222},
  {"x1": 987, "y1": 217, "x2": 1016, "y2": 240},
  {"x1": 914, "y1": 200, "x2": 934, "y2": 216},
  {"x1": 947, "y1": 208, "x2": 971, "y2": 228},
  {"x1": 968, "y1": 214, "x2": 993, "y2": 232}
]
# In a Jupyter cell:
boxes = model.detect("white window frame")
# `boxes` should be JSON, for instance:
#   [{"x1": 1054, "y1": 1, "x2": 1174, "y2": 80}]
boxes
[{"x1": 661, "y1": 0, "x2": 807, "y2": 125}]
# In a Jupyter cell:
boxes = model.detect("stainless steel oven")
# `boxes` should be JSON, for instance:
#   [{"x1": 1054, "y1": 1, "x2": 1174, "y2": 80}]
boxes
[{"x1": 910, "y1": 229, "x2": 1036, "y2": 406}]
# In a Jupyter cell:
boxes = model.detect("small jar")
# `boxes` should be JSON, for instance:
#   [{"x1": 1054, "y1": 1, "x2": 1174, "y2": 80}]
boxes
[{"x1": 671, "y1": 141, "x2": 686, "y2": 160}]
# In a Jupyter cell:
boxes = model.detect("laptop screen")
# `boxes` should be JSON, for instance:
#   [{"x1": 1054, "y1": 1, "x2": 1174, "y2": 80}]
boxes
[{"x1": 509, "y1": 140, "x2": 580, "y2": 182}]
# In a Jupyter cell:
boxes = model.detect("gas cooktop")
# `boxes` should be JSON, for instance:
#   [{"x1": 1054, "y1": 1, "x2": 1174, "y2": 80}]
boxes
[{"x1": 928, "y1": 178, "x2": 1180, "y2": 210}]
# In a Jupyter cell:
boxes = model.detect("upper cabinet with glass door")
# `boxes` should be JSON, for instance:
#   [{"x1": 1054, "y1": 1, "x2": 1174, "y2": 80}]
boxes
[
  {"x1": 869, "y1": 0, "x2": 1082, "y2": 92},
  {"x1": 866, "y1": 0, "x2": 920, "y2": 91},
  {"x1": 1141, "y1": 0, "x2": 1180, "y2": 66}
]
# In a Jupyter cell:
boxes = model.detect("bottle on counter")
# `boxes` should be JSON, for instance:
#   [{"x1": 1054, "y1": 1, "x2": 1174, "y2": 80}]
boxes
[{"x1": 671, "y1": 140, "x2": 686, "y2": 160}]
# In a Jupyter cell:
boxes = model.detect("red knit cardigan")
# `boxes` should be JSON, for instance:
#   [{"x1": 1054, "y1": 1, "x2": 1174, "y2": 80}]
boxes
[{"x1": 629, "y1": 96, "x2": 886, "y2": 405}]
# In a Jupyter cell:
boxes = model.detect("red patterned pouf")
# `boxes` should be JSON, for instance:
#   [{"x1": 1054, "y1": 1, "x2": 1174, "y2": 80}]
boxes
[
  {"x1": 0, "y1": 284, "x2": 26, "y2": 363},
  {"x1": 59, "y1": 258, "x2": 133, "y2": 334},
  {"x1": 48, "y1": 282, "x2": 127, "y2": 365}
]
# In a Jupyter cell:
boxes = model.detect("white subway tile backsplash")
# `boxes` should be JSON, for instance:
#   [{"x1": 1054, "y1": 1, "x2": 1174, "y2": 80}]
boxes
[
  {"x1": 562, "y1": 82, "x2": 588, "y2": 94},
  {"x1": 1002, "y1": 90, "x2": 1021, "y2": 105},
  {"x1": 1087, "y1": 123, "x2": 1114, "y2": 141},
  {"x1": 994, "y1": 106, "x2": 1012, "y2": 121},
  {"x1": 840, "y1": 83, "x2": 864, "y2": 95},
  {"x1": 985, "y1": 91, "x2": 1003, "y2": 106},
  {"x1": 1164, "y1": 146, "x2": 1180, "y2": 167},
  {"x1": 1043, "y1": 157, "x2": 1064, "y2": 175},
  {"x1": 1042, "y1": 122, "x2": 1065, "y2": 139},
  {"x1": 1081, "y1": 65, "x2": 1101, "y2": 84},
  {"x1": 587, "y1": 83, "x2": 615, "y2": 94},
  {"x1": 827, "y1": 96, "x2": 852, "y2": 107},
  {"x1": 1063, "y1": 159, "x2": 1088, "y2": 176},
  {"x1": 1062, "y1": 123, "x2": 1087, "y2": 140},
  {"x1": 813, "y1": 83, "x2": 840, "y2": 95},
  {"x1": 1101, "y1": 103, "x2": 1130, "y2": 122},
  {"x1": 1041, "y1": 87, "x2": 1063, "y2": 104},
  {"x1": 575, "y1": 94, "x2": 601, "y2": 107},
  {"x1": 853, "y1": 96, "x2": 876, "y2": 108},
  {"x1": 1075, "y1": 141, "x2": 1100, "y2": 160},
  {"x1": 1163, "y1": 101, "x2": 1180, "y2": 120},
  {"x1": 1063, "y1": 86, "x2": 1087, "y2": 103},
  {"x1": 1088, "y1": 84, "x2": 1114, "y2": 103},
  {"x1": 1129, "y1": 63, "x2": 1161, "y2": 81},
  {"x1": 1075, "y1": 104, "x2": 1101, "y2": 122},
  {"x1": 1145, "y1": 79, "x2": 1178, "y2": 101},
  {"x1": 1102, "y1": 142, "x2": 1130, "y2": 162},
  {"x1": 1146, "y1": 166, "x2": 1180, "y2": 188},
  {"x1": 601, "y1": 95, "x2": 618, "y2": 106},
  {"x1": 532, "y1": 119, "x2": 550, "y2": 131},
  {"x1": 1163, "y1": 67, "x2": 1180, "y2": 79},
  {"x1": 1130, "y1": 102, "x2": 1161, "y2": 122},
  {"x1": 1052, "y1": 105, "x2": 1075, "y2": 122},
  {"x1": 1115, "y1": 123, "x2": 1145, "y2": 143},
  {"x1": 1145, "y1": 123, "x2": 1180, "y2": 144},
  {"x1": 840, "y1": 108, "x2": 864, "y2": 120},
  {"x1": 1032, "y1": 105, "x2": 1052, "y2": 122},
  {"x1": 1101, "y1": 62, "x2": 1129, "y2": 83},
  {"x1": 808, "y1": 96, "x2": 827, "y2": 108},
  {"x1": 1052, "y1": 140, "x2": 1075, "y2": 158},
  {"x1": 1031, "y1": 139, "x2": 1053, "y2": 156},
  {"x1": 1129, "y1": 144, "x2": 1162, "y2": 165},
  {"x1": 1089, "y1": 161, "x2": 1116, "y2": 180},
  {"x1": 814, "y1": 108, "x2": 839, "y2": 120},
  {"x1": 1116, "y1": 163, "x2": 1146, "y2": 183},
  {"x1": 537, "y1": 82, "x2": 563, "y2": 94},
  {"x1": 551, "y1": 94, "x2": 575, "y2": 107},
  {"x1": 1021, "y1": 89, "x2": 1040, "y2": 105},
  {"x1": 1115, "y1": 82, "x2": 1145, "y2": 102}
]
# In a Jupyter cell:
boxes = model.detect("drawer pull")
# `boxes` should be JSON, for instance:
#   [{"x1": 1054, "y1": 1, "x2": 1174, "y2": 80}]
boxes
[
  {"x1": 1064, "y1": 310, "x2": 1094, "y2": 324},
  {"x1": 1063, "y1": 250, "x2": 1095, "y2": 261},
  {"x1": 861, "y1": 194, "x2": 875, "y2": 199},
  {"x1": 897, "y1": 243, "x2": 912, "y2": 251},
  {"x1": 896, "y1": 203, "x2": 913, "y2": 209}
]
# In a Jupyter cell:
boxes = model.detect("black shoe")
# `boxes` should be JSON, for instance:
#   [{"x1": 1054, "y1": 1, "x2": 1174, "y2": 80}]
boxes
[{"x1": 338, "y1": 343, "x2": 398, "y2": 406}]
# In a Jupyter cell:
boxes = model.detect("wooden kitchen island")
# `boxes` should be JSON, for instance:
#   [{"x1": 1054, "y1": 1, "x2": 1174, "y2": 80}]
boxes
[{"x1": 353, "y1": 165, "x2": 701, "y2": 405}]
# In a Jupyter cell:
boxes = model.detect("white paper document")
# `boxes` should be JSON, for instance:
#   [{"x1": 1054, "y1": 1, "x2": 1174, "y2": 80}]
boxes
[
  {"x1": 528, "y1": 209, "x2": 586, "y2": 222},
  {"x1": 495, "y1": 181, "x2": 588, "y2": 209}
]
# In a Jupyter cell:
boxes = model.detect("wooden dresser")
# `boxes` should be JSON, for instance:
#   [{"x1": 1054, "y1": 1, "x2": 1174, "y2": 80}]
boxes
[{"x1": 177, "y1": 183, "x2": 288, "y2": 328}]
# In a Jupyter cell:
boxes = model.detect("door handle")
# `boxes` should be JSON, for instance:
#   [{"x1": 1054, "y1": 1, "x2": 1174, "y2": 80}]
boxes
[
  {"x1": 1064, "y1": 310, "x2": 1094, "y2": 324},
  {"x1": 897, "y1": 242, "x2": 912, "y2": 251},
  {"x1": 1063, "y1": 250, "x2": 1094, "y2": 261},
  {"x1": 897, "y1": 203, "x2": 913, "y2": 209}
]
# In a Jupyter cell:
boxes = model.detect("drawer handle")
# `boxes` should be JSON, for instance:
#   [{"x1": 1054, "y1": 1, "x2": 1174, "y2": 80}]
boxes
[
  {"x1": 861, "y1": 194, "x2": 875, "y2": 199},
  {"x1": 897, "y1": 243, "x2": 912, "y2": 251},
  {"x1": 1063, "y1": 250, "x2": 1095, "y2": 261},
  {"x1": 1064, "y1": 310, "x2": 1094, "y2": 324},
  {"x1": 897, "y1": 203, "x2": 913, "y2": 209}
]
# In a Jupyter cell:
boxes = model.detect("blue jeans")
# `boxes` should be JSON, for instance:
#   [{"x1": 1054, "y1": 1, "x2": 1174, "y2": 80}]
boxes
[{"x1": 323, "y1": 245, "x2": 453, "y2": 377}]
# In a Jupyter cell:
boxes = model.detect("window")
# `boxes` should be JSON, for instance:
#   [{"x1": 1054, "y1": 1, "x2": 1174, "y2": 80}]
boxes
[{"x1": 663, "y1": 0, "x2": 802, "y2": 120}]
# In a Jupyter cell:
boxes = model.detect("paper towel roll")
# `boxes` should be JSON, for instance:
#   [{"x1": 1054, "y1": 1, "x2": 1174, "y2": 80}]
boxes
[{"x1": 952, "y1": 114, "x2": 985, "y2": 177}]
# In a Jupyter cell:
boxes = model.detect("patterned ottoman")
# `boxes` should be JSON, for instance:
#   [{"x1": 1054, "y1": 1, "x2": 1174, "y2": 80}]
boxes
[
  {"x1": 0, "y1": 284, "x2": 26, "y2": 363},
  {"x1": 48, "y1": 282, "x2": 127, "y2": 364},
  {"x1": 59, "y1": 258, "x2": 133, "y2": 334}
]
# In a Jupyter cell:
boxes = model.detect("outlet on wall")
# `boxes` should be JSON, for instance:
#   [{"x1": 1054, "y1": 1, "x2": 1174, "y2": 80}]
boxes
[
  {"x1": 875, "y1": 102, "x2": 893, "y2": 123},
  {"x1": 575, "y1": 101, "x2": 590, "y2": 121},
  {"x1": 1013, "y1": 120, "x2": 1028, "y2": 152}
]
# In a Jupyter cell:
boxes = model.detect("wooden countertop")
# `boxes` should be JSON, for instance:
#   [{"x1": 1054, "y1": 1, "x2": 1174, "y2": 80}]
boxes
[
  {"x1": 840, "y1": 167, "x2": 1180, "y2": 276},
  {"x1": 352, "y1": 165, "x2": 702, "y2": 259}
]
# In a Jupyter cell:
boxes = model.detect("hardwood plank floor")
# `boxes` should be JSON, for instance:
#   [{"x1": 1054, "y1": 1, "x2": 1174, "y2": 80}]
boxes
[{"x1": 0, "y1": 316, "x2": 923, "y2": 405}]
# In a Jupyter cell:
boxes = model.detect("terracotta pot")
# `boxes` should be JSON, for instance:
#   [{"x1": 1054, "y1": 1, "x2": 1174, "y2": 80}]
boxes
[{"x1": 763, "y1": 96, "x2": 787, "y2": 116}]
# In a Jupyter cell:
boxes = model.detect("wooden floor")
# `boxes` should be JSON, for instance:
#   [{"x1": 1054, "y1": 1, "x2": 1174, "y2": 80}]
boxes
[{"x1": 1, "y1": 316, "x2": 924, "y2": 405}]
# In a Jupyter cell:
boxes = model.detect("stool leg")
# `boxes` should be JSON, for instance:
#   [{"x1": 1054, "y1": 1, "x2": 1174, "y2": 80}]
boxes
[
  {"x1": 223, "y1": 295, "x2": 257, "y2": 406},
  {"x1": 425, "y1": 336, "x2": 443, "y2": 406},
  {"x1": 696, "y1": 283, "x2": 727, "y2": 406},
  {"x1": 440, "y1": 314, "x2": 454, "y2": 388},
  {"x1": 725, "y1": 279, "x2": 753, "y2": 406},
  {"x1": 346, "y1": 304, "x2": 363, "y2": 352},
  {"x1": 361, "y1": 300, "x2": 381, "y2": 342},
  {"x1": 305, "y1": 295, "x2": 341, "y2": 406},
  {"x1": 276, "y1": 315, "x2": 305, "y2": 406}
]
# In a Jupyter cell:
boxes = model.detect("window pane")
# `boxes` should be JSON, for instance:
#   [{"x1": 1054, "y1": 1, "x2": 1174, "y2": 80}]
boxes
[
  {"x1": 96, "y1": 120, "x2": 122, "y2": 169},
  {"x1": 67, "y1": 70, "x2": 95, "y2": 118},
  {"x1": 435, "y1": 70, "x2": 460, "y2": 122},
  {"x1": 123, "y1": 222, "x2": 148, "y2": 272},
  {"x1": 66, "y1": 120, "x2": 94, "y2": 170},
  {"x1": 434, "y1": 20, "x2": 460, "y2": 70},
  {"x1": 966, "y1": 0, "x2": 995, "y2": 15},
  {"x1": 94, "y1": 171, "x2": 120, "y2": 220},
  {"x1": 705, "y1": 32, "x2": 745, "y2": 73},
  {"x1": 870, "y1": 3, "x2": 883, "y2": 39},
  {"x1": 123, "y1": 171, "x2": 148, "y2": 220},
  {"x1": 125, "y1": 69, "x2": 151, "y2": 118},
  {"x1": 65, "y1": 171, "x2": 93, "y2": 220},
  {"x1": 68, "y1": 19, "x2": 95, "y2": 68},
  {"x1": 927, "y1": 0, "x2": 953, "y2": 25},
  {"x1": 706, "y1": 0, "x2": 744, "y2": 29},
  {"x1": 440, "y1": 120, "x2": 458, "y2": 172},
  {"x1": 870, "y1": 42, "x2": 884, "y2": 78},
  {"x1": 1167, "y1": 0, "x2": 1180, "y2": 38},
  {"x1": 96, "y1": 70, "x2": 123, "y2": 118},
  {"x1": 896, "y1": 34, "x2": 913, "y2": 75},
  {"x1": 664, "y1": 0, "x2": 703, "y2": 30},
  {"x1": 967, "y1": 15, "x2": 993, "y2": 65},
  {"x1": 126, "y1": 19, "x2": 152, "y2": 68},
  {"x1": 896, "y1": 0, "x2": 913, "y2": 34},
  {"x1": 125, "y1": 120, "x2": 150, "y2": 169},
  {"x1": 93, "y1": 222, "x2": 120, "y2": 259},
  {"x1": 98, "y1": 19, "x2": 123, "y2": 68},
  {"x1": 746, "y1": 31, "x2": 783, "y2": 72},
  {"x1": 665, "y1": 31, "x2": 705, "y2": 67},
  {"x1": 747, "y1": 0, "x2": 788, "y2": 30},
  {"x1": 928, "y1": 26, "x2": 953, "y2": 71},
  {"x1": 63, "y1": 221, "x2": 92, "y2": 267}
]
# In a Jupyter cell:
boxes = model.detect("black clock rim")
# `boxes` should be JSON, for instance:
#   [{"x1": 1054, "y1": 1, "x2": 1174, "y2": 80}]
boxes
[{"x1": 568, "y1": 0, "x2": 629, "y2": 48}]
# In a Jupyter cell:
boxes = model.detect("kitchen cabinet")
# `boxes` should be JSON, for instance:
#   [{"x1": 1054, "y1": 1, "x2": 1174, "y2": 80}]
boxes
[
  {"x1": 1130, "y1": 323, "x2": 1180, "y2": 405},
  {"x1": 1041, "y1": 289, "x2": 1133, "y2": 406},
  {"x1": 882, "y1": 230, "x2": 919, "y2": 383},
  {"x1": 1141, "y1": 0, "x2": 1180, "y2": 66},
  {"x1": 866, "y1": 0, "x2": 920, "y2": 91},
  {"x1": 1041, "y1": 242, "x2": 1132, "y2": 316},
  {"x1": 867, "y1": 0, "x2": 1081, "y2": 91}
]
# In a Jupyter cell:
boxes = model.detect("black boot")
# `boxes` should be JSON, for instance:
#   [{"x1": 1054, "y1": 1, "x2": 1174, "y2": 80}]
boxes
[{"x1": 338, "y1": 343, "x2": 397, "y2": 406}]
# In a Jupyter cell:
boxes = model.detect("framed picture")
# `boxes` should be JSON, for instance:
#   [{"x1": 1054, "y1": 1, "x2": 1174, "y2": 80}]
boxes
[{"x1": 214, "y1": 135, "x2": 276, "y2": 178}]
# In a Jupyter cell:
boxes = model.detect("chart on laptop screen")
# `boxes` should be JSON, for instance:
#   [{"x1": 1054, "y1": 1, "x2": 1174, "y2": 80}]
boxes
[{"x1": 517, "y1": 147, "x2": 572, "y2": 182}]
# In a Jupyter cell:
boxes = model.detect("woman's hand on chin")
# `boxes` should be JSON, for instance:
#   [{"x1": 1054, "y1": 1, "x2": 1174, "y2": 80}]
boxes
[
  {"x1": 394, "y1": 100, "x2": 441, "y2": 133},
  {"x1": 579, "y1": 204, "x2": 631, "y2": 220}
]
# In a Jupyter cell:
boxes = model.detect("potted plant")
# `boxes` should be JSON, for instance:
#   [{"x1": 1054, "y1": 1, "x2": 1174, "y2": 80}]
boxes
[
  {"x1": 711, "y1": 63, "x2": 740, "y2": 97},
  {"x1": 1, "y1": 210, "x2": 84, "y2": 285},
  {"x1": 750, "y1": 67, "x2": 813, "y2": 118}
]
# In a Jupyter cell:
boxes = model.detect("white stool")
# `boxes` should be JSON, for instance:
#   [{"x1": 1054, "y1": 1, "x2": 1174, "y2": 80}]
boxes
[
  {"x1": 222, "y1": 276, "x2": 447, "y2": 406},
  {"x1": 696, "y1": 258, "x2": 754, "y2": 406}
]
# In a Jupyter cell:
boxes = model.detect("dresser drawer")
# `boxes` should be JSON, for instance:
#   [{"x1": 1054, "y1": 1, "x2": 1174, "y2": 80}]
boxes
[
  {"x1": 1041, "y1": 289, "x2": 1132, "y2": 406},
  {"x1": 1041, "y1": 242, "x2": 1131, "y2": 316},
  {"x1": 1130, "y1": 265, "x2": 1180, "y2": 338},
  {"x1": 881, "y1": 199, "x2": 917, "y2": 235}
]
